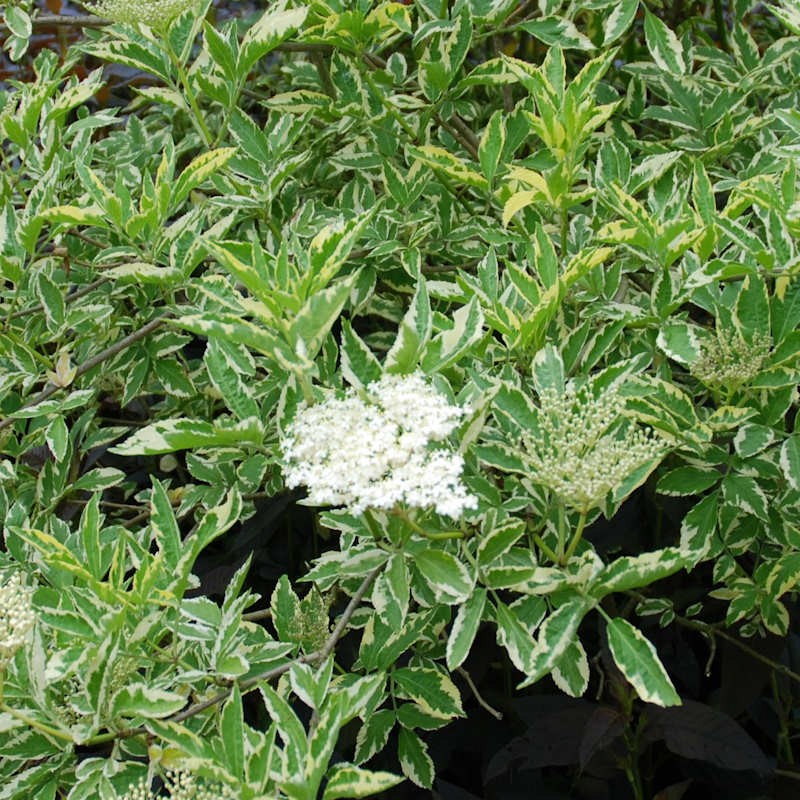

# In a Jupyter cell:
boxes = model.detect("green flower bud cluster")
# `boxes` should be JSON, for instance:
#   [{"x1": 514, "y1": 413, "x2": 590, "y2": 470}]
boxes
[
  {"x1": 691, "y1": 329, "x2": 772, "y2": 389},
  {"x1": 523, "y1": 386, "x2": 664, "y2": 513},
  {"x1": 83, "y1": 0, "x2": 199, "y2": 29},
  {"x1": 119, "y1": 770, "x2": 236, "y2": 800}
]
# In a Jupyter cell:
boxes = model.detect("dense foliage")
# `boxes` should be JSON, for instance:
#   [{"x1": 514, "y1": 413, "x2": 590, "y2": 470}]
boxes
[{"x1": 1, "y1": 0, "x2": 799, "y2": 797}]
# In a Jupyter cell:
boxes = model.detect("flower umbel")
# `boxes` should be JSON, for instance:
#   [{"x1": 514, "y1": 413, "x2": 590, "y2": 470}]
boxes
[
  {"x1": 691, "y1": 329, "x2": 772, "y2": 390},
  {"x1": 0, "y1": 573, "x2": 35, "y2": 666},
  {"x1": 119, "y1": 770, "x2": 236, "y2": 800},
  {"x1": 83, "y1": 0, "x2": 200, "y2": 28},
  {"x1": 524, "y1": 385, "x2": 665, "y2": 513},
  {"x1": 282, "y1": 373, "x2": 477, "y2": 518}
]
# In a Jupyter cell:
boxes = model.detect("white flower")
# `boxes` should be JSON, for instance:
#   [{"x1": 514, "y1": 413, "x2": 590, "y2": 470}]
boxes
[
  {"x1": 524, "y1": 385, "x2": 665, "y2": 513},
  {"x1": 0, "y1": 573, "x2": 35, "y2": 666},
  {"x1": 282, "y1": 373, "x2": 477, "y2": 518},
  {"x1": 83, "y1": 0, "x2": 200, "y2": 28}
]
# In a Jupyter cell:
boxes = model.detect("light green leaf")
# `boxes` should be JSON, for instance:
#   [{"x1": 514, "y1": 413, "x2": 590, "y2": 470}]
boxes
[
  {"x1": 323, "y1": 764, "x2": 403, "y2": 800},
  {"x1": 606, "y1": 618, "x2": 681, "y2": 706},
  {"x1": 240, "y1": 5, "x2": 309, "y2": 73}
]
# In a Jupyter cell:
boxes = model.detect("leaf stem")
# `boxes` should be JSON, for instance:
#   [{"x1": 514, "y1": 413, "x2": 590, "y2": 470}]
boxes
[{"x1": 562, "y1": 509, "x2": 588, "y2": 565}]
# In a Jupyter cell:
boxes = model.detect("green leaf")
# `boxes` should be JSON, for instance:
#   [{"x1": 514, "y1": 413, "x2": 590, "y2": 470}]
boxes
[
  {"x1": 259, "y1": 683, "x2": 307, "y2": 775},
  {"x1": 393, "y1": 667, "x2": 464, "y2": 720},
  {"x1": 372, "y1": 554, "x2": 409, "y2": 630},
  {"x1": 532, "y1": 344, "x2": 565, "y2": 395},
  {"x1": 271, "y1": 575, "x2": 301, "y2": 644},
  {"x1": 418, "y1": 7, "x2": 472, "y2": 101},
  {"x1": 110, "y1": 417, "x2": 262, "y2": 455},
  {"x1": 204, "y1": 338, "x2": 259, "y2": 421},
  {"x1": 657, "y1": 466, "x2": 721, "y2": 497},
  {"x1": 385, "y1": 278, "x2": 432, "y2": 374},
  {"x1": 606, "y1": 618, "x2": 681, "y2": 706},
  {"x1": 446, "y1": 588, "x2": 486, "y2": 670},
  {"x1": 680, "y1": 492, "x2": 719, "y2": 557},
  {"x1": 518, "y1": 16, "x2": 594, "y2": 50},
  {"x1": 414, "y1": 549, "x2": 474, "y2": 604},
  {"x1": 420, "y1": 296, "x2": 485, "y2": 373},
  {"x1": 172, "y1": 148, "x2": 236, "y2": 208},
  {"x1": 734, "y1": 274, "x2": 771, "y2": 341},
  {"x1": 643, "y1": 10, "x2": 686, "y2": 74},
  {"x1": 722, "y1": 474, "x2": 769, "y2": 521},
  {"x1": 4, "y1": 6, "x2": 32, "y2": 40},
  {"x1": 766, "y1": 552, "x2": 800, "y2": 597},
  {"x1": 291, "y1": 275, "x2": 357, "y2": 362},
  {"x1": 220, "y1": 685, "x2": 245, "y2": 780},
  {"x1": 398, "y1": 729, "x2": 434, "y2": 789},
  {"x1": 494, "y1": 600, "x2": 536, "y2": 674},
  {"x1": 111, "y1": 684, "x2": 186, "y2": 719},
  {"x1": 594, "y1": 548, "x2": 689, "y2": 596},
  {"x1": 733, "y1": 424, "x2": 775, "y2": 458},
  {"x1": 44, "y1": 416, "x2": 69, "y2": 462},
  {"x1": 150, "y1": 478, "x2": 181, "y2": 569},
  {"x1": 603, "y1": 0, "x2": 639, "y2": 45},
  {"x1": 340, "y1": 320, "x2": 382, "y2": 389},
  {"x1": 552, "y1": 639, "x2": 590, "y2": 698},
  {"x1": 519, "y1": 598, "x2": 591, "y2": 687},
  {"x1": 307, "y1": 212, "x2": 372, "y2": 292},
  {"x1": 780, "y1": 435, "x2": 800, "y2": 490},
  {"x1": 323, "y1": 764, "x2": 403, "y2": 800},
  {"x1": 355, "y1": 709, "x2": 395, "y2": 764},
  {"x1": 657, "y1": 321, "x2": 705, "y2": 366},
  {"x1": 478, "y1": 518, "x2": 526, "y2": 566},
  {"x1": 479, "y1": 111, "x2": 506, "y2": 185},
  {"x1": 240, "y1": 5, "x2": 309, "y2": 74}
]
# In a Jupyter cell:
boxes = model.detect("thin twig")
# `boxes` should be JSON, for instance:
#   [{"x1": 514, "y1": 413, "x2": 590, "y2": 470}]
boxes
[
  {"x1": 89, "y1": 564, "x2": 382, "y2": 744},
  {"x1": 456, "y1": 666, "x2": 503, "y2": 720},
  {"x1": 8, "y1": 278, "x2": 109, "y2": 322},
  {"x1": 0, "y1": 313, "x2": 172, "y2": 432},
  {"x1": 242, "y1": 608, "x2": 272, "y2": 622},
  {"x1": 675, "y1": 616, "x2": 800, "y2": 686}
]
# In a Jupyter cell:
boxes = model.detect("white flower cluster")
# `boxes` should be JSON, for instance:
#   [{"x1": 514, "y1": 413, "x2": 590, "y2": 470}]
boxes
[
  {"x1": 119, "y1": 771, "x2": 236, "y2": 800},
  {"x1": 282, "y1": 373, "x2": 477, "y2": 518},
  {"x1": 83, "y1": 0, "x2": 199, "y2": 28},
  {"x1": 0, "y1": 573, "x2": 35, "y2": 666},
  {"x1": 524, "y1": 386, "x2": 664, "y2": 513}
]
